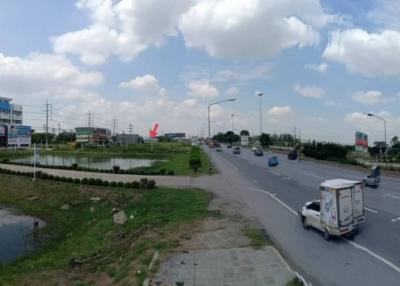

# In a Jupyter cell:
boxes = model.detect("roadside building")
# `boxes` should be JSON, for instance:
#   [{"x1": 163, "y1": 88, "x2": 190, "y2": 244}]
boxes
[
  {"x1": 75, "y1": 127, "x2": 111, "y2": 145},
  {"x1": 115, "y1": 133, "x2": 141, "y2": 144},
  {"x1": 0, "y1": 97, "x2": 32, "y2": 148}
]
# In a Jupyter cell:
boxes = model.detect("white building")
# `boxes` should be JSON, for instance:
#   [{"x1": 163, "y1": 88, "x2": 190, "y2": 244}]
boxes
[{"x1": 0, "y1": 97, "x2": 23, "y2": 126}]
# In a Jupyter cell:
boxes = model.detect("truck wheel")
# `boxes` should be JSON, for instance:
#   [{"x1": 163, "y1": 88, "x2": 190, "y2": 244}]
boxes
[
  {"x1": 324, "y1": 228, "x2": 331, "y2": 241},
  {"x1": 301, "y1": 216, "x2": 309, "y2": 229}
]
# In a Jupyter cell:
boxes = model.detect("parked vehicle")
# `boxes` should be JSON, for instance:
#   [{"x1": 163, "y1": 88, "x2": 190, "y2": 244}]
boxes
[
  {"x1": 298, "y1": 179, "x2": 365, "y2": 240},
  {"x1": 288, "y1": 149, "x2": 298, "y2": 160},
  {"x1": 362, "y1": 166, "x2": 381, "y2": 187},
  {"x1": 254, "y1": 149, "x2": 263, "y2": 156},
  {"x1": 233, "y1": 146, "x2": 241, "y2": 154},
  {"x1": 216, "y1": 146, "x2": 222, "y2": 152},
  {"x1": 268, "y1": 156, "x2": 279, "y2": 166},
  {"x1": 227, "y1": 144, "x2": 232, "y2": 149}
]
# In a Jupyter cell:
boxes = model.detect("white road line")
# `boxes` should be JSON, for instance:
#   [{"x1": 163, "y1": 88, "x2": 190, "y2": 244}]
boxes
[
  {"x1": 347, "y1": 241, "x2": 400, "y2": 274},
  {"x1": 270, "y1": 170, "x2": 281, "y2": 177},
  {"x1": 383, "y1": 193, "x2": 400, "y2": 200},
  {"x1": 246, "y1": 187, "x2": 400, "y2": 274},
  {"x1": 303, "y1": 172, "x2": 324, "y2": 179},
  {"x1": 247, "y1": 187, "x2": 298, "y2": 216},
  {"x1": 365, "y1": 207, "x2": 379, "y2": 214}
]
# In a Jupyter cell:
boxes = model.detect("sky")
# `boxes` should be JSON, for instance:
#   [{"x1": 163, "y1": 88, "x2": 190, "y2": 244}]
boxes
[{"x1": 0, "y1": 0, "x2": 399, "y2": 144}]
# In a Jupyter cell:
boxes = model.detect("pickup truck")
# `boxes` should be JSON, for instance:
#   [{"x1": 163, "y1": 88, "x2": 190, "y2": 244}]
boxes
[
  {"x1": 362, "y1": 166, "x2": 381, "y2": 187},
  {"x1": 298, "y1": 179, "x2": 365, "y2": 240}
]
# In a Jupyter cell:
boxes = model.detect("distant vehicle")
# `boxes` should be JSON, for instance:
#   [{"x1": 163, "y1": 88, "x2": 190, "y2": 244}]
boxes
[
  {"x1": 268, "y1": 156, "x2": 279, "y2": 166},
  {"x1": 216, "y1": 146, "x2": 222, "y2": 152},
  {"x1": 233, "y1": 146, "x2": 241, "y2": 154},
  {"x1": 298, "y1": 179, "x2": 365, "y2": 240},
  {"x1": 363, "y1": 166, "x2": 381, "y2": 187},
  {"x1": 227, "y1": 144, "x2": 232, "y2": 149},
  {"x1": 288, "y1": 149, "x2": 298, "y2": 160},
  {"x1": 252, "y1": 146, "x2": 258, "y2": 152},
  {"x1": 254, "y1": 149, "x2": 263, "y2": 156},
  {"x1": 215, "y1": 142, "x2": 221, "y2": 148}
]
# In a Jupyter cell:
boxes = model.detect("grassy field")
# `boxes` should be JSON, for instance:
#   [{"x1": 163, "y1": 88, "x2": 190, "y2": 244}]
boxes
[
  {"x1": 0, "y1": 174, "x2": 211, "y2": 285},
  {"x1": 1, "y1": 143, "x2": 213, "y2": 176}
]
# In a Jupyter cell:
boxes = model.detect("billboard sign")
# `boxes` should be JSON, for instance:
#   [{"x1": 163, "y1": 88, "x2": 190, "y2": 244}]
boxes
[
  {"x1": 241, "y1": 135, "x2": 249, "y2": 146},
  {"x1": 355, "y1": 131, "x2": 368, "y2": 153},
  {"x1": 8, "y1": 125, "x2": 32, "y2": 147}
]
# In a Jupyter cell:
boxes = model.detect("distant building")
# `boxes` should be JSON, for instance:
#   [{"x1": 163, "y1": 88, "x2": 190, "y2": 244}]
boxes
[
  {"x1": 75, "y1": 127, "x2": 111, "y2": 145},
  {"x1": 115, "y1": 133, "x2": 141, "y2": 144},
  {"x1": 0, "y1": 97, "x2": 31, "y2": 148},
  {"x1": 165, "y1": 133, "x2": 186, "y2": 140},
  {"x1": 0, "y1": 97, "x2": 23, "y2": 125}
]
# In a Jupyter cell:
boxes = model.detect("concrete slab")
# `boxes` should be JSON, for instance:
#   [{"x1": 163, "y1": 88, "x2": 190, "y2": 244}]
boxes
[{"x1": 151, "y1": 247, "x2": 293, "y2": 286}]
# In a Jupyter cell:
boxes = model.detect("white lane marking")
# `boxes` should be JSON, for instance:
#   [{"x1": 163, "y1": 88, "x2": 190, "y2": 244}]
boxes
[
  {"x1": 365, "y1": 207, "x2": 379, "y2": 214},
  {"x1": 303, "y1": 172, "x2": 324, "y2": 179},
  {"x1": 246, "y1": 187, "x2": 400, "y2": 274},
  {"x1": 383, "y1": 193, "x2": 400, "y2": 200},
  {"x1": 247, "y1": 187, "x2": 298, "y2": 216},
  {"x1": 347, "y1": 241, "x2": 400, "y2": 274},
  {"x1": 391, "y1": 217, "x2": 400, "y2": 222},
  {"x1": 218, "y1": 156, "x2": 238, "y2": 172},
  {"x1": 270, "y1": 170, "x2": 281, "y2": 177}
]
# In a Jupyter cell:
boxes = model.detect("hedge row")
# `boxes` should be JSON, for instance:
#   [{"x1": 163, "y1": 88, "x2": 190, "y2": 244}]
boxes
[
  {"x1": 0, "y1": 168, "x2": 156, "y2": 189},
  {"x1": 0, "y1": 160, "x2": 174, "y2": 176},
  {"x1": 189, "y1": 146, "x2": 202, "y2": 172}
]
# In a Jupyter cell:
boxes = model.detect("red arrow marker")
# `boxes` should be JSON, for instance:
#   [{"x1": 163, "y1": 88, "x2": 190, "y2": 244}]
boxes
[{"x1": 149, "y1": 123, "x2": 159, "y2": 138}]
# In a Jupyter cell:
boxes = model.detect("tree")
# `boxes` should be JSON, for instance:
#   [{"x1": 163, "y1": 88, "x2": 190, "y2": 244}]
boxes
[
  {"x1": 240, "y1": 130, "x2": 250, "y2": 136},
  {"x1": 390, "y1": 136, "x2": 399, "y2": 147},
  {"x1": 260, "y1": 133, "x2": 271, "y2": 147}
]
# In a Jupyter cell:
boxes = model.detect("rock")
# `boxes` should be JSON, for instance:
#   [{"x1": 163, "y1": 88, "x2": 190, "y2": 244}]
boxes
[
  {"x1": 90, "y1": 197, "x2": 101, "y2": 202},
  {"x1": 113, "y1": 210, "x2": 127, "y2": 225},
  {"x1": 60, "y1": 204, "x2": 70, "y2": 210},
  {"x1": 90, "y1": 206, "x2": 95, "y2": 213}
]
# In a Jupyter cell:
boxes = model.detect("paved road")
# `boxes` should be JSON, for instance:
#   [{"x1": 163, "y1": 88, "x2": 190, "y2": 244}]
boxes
[{"x1": 192, "y1": 146, "x2": 400, "y2": 286}]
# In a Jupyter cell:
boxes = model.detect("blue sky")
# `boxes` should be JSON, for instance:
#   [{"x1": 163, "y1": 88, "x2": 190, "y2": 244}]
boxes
[{"x1": 0, "y1": 0, "x2": 399, "y2": 144}]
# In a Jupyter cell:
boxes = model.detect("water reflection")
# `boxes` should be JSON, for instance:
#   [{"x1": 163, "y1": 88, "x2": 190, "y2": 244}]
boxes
[{"x1": 0, "y1": 209, "x2": 45, "y2": 263}]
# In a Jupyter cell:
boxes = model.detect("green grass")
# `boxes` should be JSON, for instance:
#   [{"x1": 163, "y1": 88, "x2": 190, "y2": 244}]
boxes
[
  {"x1": 242, "y1": 228, "x2": 271, "y2": 249},
  {"x1": 0, "y1": 174, "x2": 211, "y2": 285}
]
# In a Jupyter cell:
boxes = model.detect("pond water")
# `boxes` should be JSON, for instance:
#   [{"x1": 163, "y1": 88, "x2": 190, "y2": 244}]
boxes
[
  {"x1": 10, "y1": 155, "x2": 156, "y2": 170},
  {"x1": 0, "y1": 209, "x2": 45, "y2": 263}
]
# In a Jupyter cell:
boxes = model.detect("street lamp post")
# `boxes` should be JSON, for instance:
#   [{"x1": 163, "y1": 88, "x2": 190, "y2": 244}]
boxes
[
  {"x1": 231, "y1": 114, "x2": 235, "y2": 132},
  {"x1": 257, "y1": 92, "x2": 263, "y2": 136},
  {"x1": 366, "y1": 113, "x2": 387, "y2": 156}
]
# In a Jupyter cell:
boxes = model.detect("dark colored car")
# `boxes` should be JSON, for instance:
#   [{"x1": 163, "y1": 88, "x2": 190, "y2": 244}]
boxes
[
  {"x1": 254, "y1": 149, "x2": 263, "y2": 156},
  {"x1": 268, "y1": 156, "x2": 279, "y2": 167},
  {"x1": 233, "y1": 146, "x2": 241, "y2": 154},
  {"x1": 288, "y1": 149, "x2": 298, "y2": 160},
  {"x1": 227, "y1": 144, "x2": 232, "y2": 148}
]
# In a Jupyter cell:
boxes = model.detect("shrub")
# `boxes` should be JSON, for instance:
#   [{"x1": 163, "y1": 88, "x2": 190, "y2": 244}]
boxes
[
  {"x1": 147, "y1": 179, "x2": 156, "y2": 189},
  {"x1": 95, "y1": 178, "x2": 103, "y2": 185},
  {"x1": 113, "y1": 165, "x2": 120, "y2": 173},
  {"x1": 88, "y1": 178, "x2": 96, "y2": 185},
  {"x1": 102, "y1": 180, "x2": 110, "y2": 187},
  {"x1": 82, "y1": 178, "x2": 89, "y2": 184},
  {"x1": 167, "y1": 170, "x2": 174, "y2": 176},
  {"x1": 159, "y1": 168, "x2": 167, "y2": 175},
  {"x1": 73, "y1": 178, "x2": 81, "y2": 184},
  {"x1": 117, "y1": 182, "x2": 124, "y2": 188},
  {"x1": 54, "y1": 176, "x2": 61, "y2": 181},
  {"x1": 140, "y1": 178, "x2": 148, "y2": 188},
  {"x1": 110, "y1": 181, "x2": 117, "y2": 187},
  {"x1": 71, "y1": 163, "x2": 78, "y2": 170},
  {"x1": 67, "y1": 177, "x2": 74, "y2": 183},
  {"x1": 124, "y1": 182, "x2": 132, "y2": 188},
  {"x1": 132, "y1": 181, "x2": 140, "y2": 188}
]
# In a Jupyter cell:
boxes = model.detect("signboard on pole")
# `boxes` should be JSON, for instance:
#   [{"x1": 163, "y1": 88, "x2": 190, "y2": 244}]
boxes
[
  {"x1": 241, "y1": 135, "x2": 249, "y2": 146},
  {"x1": 8, "y1": 125, "x2": 32, "y2": 148},
  {"x1": 355, "y1": 131, "x2": 368, "y2": 153}
]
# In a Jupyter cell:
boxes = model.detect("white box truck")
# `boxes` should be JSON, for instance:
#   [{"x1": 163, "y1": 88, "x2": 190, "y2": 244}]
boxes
[{"x1": 298, "y1": 179, "x2": 365, "y2": 240}]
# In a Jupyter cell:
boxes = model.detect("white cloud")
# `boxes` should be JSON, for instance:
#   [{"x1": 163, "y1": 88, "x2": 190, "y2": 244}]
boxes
[
  {"x1": 305, "y1": 62, "x2": 328, "y2": 73},
  {"x1": 352, "y1": 90, "x2": 384, "y2": 105},
  {"x1": 323, "y1": 29, "x2": 400, "y2": 77},
  {"x1": 307, "y1": 116, "x2": 324, "y2": 123},
  {"x1": 268, "y1": 106, "x2": 294, "y2": 117},
  {"x1": 367, "y1": 0, "x2": 400, "y2": 30},
  {"x1": 225, "y1": 87, "x2": 239, "y2": 98},
  {"x1": 119, "y1": 74, "x2": 165, "y2": 95},
  {"x1": 293, "y1": 84, "x2": 326, "y2": 98},
  {"x1": 0, "y1": 52, "x2": 102, "y2": 99},
  {"x1": 53, "y1": 0, "x2": 191, "y2": 65},
  {"x1": 179, "y1": 0, "x2": 333, "y2": 59},
  {"x1": 187, "y1": 81, "x2": 219, "y2": 99}
]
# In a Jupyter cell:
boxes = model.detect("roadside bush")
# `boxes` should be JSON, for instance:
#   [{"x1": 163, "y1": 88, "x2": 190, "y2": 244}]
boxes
[
  {"x1": 66, "y1": 177, "x2": 74, "y2": 183},
  {"x1": 95, "y1": 178, "x2": 103, "y2": 186},
  {"x1": 124, "y1": 182, "x2": 132, "y2": 188},
  {"x1": 159, "y1": 168, "x2": 167, "y2": 175},
  {"x1": 117, "y1": 182, "x2": 124, "y2": 188},
  {"x1": 73, "y1": 178, "x2": 81, "y2": 184},
  {"x1": 132, "y1": 181, "x2": 140, "y2": 188},
  {"x1": 71, "y1": 163, "x2": 78, "y2": 170},
  {"x1": 302, "y1": 141, "x2": 348, "y2": 161},
  {"x1": 140, "y1": 178, "x2": 148, "y2": 188},
  {"x1": 82, "y1": 178, "x2": 89, "y2": 184},
  {"x1": 147, "y1": 179, "x2": 156, "y2": 189},
  {"x1": 88, "y1": 178, "x2": 96, "y2": 185},
  {"x1": 110, "y1": 181, "x2": 117, "y2": 187},
  {"x1": 102, "y1": 180, "x2": 110, "y2": 187},
  {"x1": 113, "y1": 165, "x2": 120, "y2": 173},
  {"x1": 189, "y1": 146, "x2": 202, "y2": 172},
  {"x1": 167, "y1": 170, "x2": 174, "y2": 176}
]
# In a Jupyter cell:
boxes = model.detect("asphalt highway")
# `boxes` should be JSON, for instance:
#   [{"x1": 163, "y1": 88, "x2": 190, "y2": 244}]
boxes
[{"x1": 200, "y1": 145, "x2": 400, "y2": 286}]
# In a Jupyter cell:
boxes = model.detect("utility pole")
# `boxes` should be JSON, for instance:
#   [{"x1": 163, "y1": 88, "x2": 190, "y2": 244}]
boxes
[
  {"x1": 44, "y1": 100, "x2": 52, "y2": 149},
  {"x1": 58, "y1": 124, "x2": 61, "y2": 135},
  {"x1": 128, "y1": 123, "x2": 133, "y2": 134},
  {"x1": 231, "y1": 114, "x2": 235, "y2": 132},
  {"x1": 257, "y1": 92, "x2": 263, "y2": 137}
]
